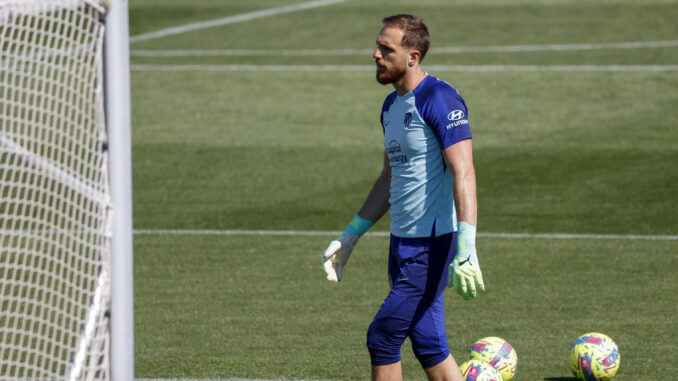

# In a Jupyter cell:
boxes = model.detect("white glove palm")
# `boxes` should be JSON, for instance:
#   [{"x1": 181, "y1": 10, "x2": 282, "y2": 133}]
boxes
[{"x1": 323, "y1": 233, "x2": 360, "y2": 282}]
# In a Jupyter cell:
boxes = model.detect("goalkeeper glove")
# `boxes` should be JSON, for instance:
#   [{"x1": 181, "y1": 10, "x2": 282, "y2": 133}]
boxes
[
  {"x1": 448, "y1": 222, "x2": 485, "y2": 300},
  {"x1": 323, "y1": 215, "x2": 373, "y2": 282}
]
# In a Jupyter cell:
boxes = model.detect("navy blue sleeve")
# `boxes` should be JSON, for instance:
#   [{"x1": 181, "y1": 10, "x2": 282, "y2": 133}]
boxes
[
  {"x1": 380, "y1": 91, "x2": 397, "y2": 133},
  {"x1": 415, "y1": 81, "x2": 472, "y2": 149}
]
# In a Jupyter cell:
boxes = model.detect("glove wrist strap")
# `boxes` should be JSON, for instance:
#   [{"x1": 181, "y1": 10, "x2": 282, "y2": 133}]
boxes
[
  {"x1": 457, "y1": 221, "x2": 476, "y2": 252},
  {"x1": 341, "y1": 215, "x2": 373, "y2": 239}
]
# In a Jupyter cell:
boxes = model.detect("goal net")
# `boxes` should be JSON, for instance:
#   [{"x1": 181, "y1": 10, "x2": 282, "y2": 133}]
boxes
[{"x1": 0, "y1": 1, "x2": 123, "y2": 379}]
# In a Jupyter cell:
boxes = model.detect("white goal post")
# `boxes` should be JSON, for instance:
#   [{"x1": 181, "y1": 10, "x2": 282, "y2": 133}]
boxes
[{"x1": 0, "y1": 0, "x2": 133, "y2": 380}]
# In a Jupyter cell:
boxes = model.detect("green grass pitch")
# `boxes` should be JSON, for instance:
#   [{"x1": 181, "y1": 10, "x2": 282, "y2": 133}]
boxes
[{"x1": 129, "y1": 0, "x2": 678, "y2": 379}]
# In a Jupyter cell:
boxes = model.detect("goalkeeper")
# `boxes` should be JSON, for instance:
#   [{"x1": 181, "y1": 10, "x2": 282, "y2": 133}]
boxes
[{"x1": 322, "y1": 14, "x2": 484, "y2": 381}]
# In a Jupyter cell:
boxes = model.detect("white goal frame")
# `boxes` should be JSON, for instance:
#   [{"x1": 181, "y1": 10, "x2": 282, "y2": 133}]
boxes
[
  {"x1": 105, "y1": 1, "x2": 134, "y2": 381},
  {"x1": 0, "y1": 0, "x2": 133, "y2": 379}
]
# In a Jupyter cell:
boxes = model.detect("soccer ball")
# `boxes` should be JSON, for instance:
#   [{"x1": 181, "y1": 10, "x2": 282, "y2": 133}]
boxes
[
  {"x1": 460, "y1": 359, "x2": 504, "y2": 381},
  {"x1": 468, "y1": 337, "x2": 517, "y2": 381},
  {"x1": 569, "y1": 332, "x2": 620, "y2": 380}
]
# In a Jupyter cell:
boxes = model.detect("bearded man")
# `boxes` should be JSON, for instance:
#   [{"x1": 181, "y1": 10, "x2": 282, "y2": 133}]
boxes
[{"x1": 323, "y1": 14, "x2": 485, "y2": 381}]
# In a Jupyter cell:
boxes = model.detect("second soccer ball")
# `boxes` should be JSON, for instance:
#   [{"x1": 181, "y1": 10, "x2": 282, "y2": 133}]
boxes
[
  {"x1": 460, "y1": 359, "x2": 503, "y2": 381},
  {"x1": 468, "y1": 337, "x2": 518, "y2": 381}
]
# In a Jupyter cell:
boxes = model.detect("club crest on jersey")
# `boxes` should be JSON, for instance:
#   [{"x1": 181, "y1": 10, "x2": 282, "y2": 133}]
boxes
[{"x1": 403, "y1": 112, "x2": 412, "y2": 127}]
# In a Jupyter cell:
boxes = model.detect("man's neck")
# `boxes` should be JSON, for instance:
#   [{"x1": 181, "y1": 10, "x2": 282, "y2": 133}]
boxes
[{"x1": 394, "y1": 68, "x2": 427, "y2": 96}]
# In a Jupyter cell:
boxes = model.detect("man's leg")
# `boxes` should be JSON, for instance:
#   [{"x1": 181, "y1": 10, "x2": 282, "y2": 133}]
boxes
[
  {"x1": 372, "y1": 362, "x2": 402, "y2": 381},
  {"x1": 367, "y1": 236, "x2": 409, "y2": 379},
  {"x1": 423, "y1": 354, "x2": 463, "y2": 381},
  {"x1": 371, "y1": 354, "x2": 463, "y2": 381},
  {"x1": 367, "y1": 235, "x2": 426, "y2": 380},
  {"x1": 408, "y1": 233, "x2": 460, "y2": 381}
]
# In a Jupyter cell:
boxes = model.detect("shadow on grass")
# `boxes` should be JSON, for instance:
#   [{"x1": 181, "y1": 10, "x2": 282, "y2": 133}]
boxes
[{"x1": 544, "y1": 377, "x2": 578, "y2": 381}]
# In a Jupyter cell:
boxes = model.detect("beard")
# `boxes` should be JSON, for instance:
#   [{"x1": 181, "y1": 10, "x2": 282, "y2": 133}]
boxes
[{"x1": 375, "y1": 61, "x2": 407, "y2": 85}]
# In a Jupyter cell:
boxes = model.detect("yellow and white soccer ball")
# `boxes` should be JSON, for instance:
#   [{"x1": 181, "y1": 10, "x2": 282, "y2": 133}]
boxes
[
  {"x1": 460, "y1": 359, "x2": 503, "y2": 381},
  {"x1": 468, "y1": 337, "x2": 517, "y2": 381},
  {"x1": 569, "y1": 332, "x2": 620, "y2": 380}
]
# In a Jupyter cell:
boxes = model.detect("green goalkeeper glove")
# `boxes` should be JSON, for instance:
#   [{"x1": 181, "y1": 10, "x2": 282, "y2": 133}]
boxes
[
  {"x1": 323, "y1": 215, "x2": 373, "y2": 282},
  {"x1": 448, "y1": 222, "x2": 485, "y2": 300}
]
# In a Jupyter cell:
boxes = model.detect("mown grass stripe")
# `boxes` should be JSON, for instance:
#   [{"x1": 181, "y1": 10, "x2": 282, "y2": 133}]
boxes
[
  {"x1": 130, "y1": 64, "x2": 678, "y2": 72},
  {"x1": 130, "y1": 40, "x2": 678, "y2": 56},
  {"x1": 133, "y1": 229, "x2": 678, "y2": 241}
]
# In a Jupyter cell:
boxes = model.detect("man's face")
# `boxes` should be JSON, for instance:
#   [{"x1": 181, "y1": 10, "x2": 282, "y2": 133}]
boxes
[{"x1": 373, "y1": 26, "x2": 408, "y2": 85}]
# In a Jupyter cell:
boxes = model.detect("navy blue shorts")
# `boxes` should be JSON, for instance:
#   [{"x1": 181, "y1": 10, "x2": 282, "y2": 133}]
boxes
[{"x1": 366, "y1": 232, "x2": 457, "y2": 369}]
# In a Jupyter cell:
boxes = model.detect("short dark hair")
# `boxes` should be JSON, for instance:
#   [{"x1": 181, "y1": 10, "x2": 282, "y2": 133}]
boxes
[{"x1": 382, "y1": 14, "x2": 430, "y2": 62}]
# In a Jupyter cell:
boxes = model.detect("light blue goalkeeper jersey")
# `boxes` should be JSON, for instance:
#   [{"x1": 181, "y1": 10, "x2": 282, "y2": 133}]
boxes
[{"x1": 381, "y1": 75, "x2": 472, "y2": 238}]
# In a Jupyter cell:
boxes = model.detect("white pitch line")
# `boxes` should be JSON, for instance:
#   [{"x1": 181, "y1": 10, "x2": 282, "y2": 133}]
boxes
[
  {"x1": 130, "y1": 64, "x2": 371, "y2": 71},
  {"x1": 138, "y1": 377, "x2": 332, "y2": 381},
  {"x1": 130, "y1": 40, "x2": 678, "y2": 57},
  {"x1": 426, "y1": 64, "x2": 678, "y2": 72},
  {"x1": 431, "y1": 40, "x2": 678, "y2": 54},
  {"x1": 129, "y1": 0, "x2": 347, "y2": 43},
  {"x1": 130, "y1": 48, "x2": 374, "y2": 57},
  {"x1": 133, "y1": 229, "x2": 678, "y2": 241},
  {"x1": 130, "y1": 64, "x2": 678, "y2": 72},
  {"x1": 137, "y1": 379, "x2": 321, "y2": 381}
]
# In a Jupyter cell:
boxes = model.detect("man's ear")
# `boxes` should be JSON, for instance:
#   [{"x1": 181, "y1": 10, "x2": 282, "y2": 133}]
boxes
[{"x1": 408, "y1": 50, "x2": 421, "y2": 67}]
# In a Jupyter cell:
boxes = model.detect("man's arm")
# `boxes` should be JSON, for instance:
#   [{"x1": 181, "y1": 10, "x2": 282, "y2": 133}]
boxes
[
  {"x1": 323, "y1": 152, "x2": 391, "y2": 282},
  {"x1": 357, "y1": 151, "x2": 391, "y2": 222},
  {"x1": 443, "y1": 139, "x2": 484, "y2": 299},
  {"x1": 442, "y1": 139, "x2": 476, "y2": 225}
]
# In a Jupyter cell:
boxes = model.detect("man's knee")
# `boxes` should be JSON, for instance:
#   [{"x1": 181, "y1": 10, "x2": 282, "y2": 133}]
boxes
[
  {"x1": 366, "y1": 319, "x2": 404, "y2": 366},
  {"x1": 415, "y1": 350, "x2": 450, "y2": 369}
]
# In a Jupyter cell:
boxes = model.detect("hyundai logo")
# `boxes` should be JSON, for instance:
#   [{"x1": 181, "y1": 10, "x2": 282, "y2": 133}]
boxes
[{"x1": 447, "y1": 110, "x2": 465, "y2": 121}]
